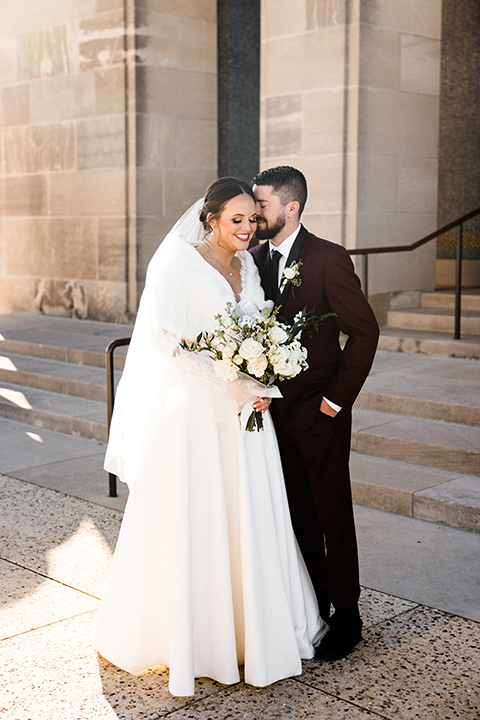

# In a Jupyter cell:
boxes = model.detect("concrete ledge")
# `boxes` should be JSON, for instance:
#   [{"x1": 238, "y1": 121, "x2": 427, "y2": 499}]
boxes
[
  {"x1": 421, "y1": 292, "x2": 480, "y2": 311},
  {"x1": 414, "y1": 477, "x2": 480, "y2": 532},
  {"x1": 0, "y1": 338, "x2": 127, "y2": 369},
  {"x1": 387, "y1": 308, "x2": 480, "y2": 335},
  {"x1": 378, "y1": 330, "x2": 480, "y2": 359},
  {"x1": 0, "y1": 381, "x2": 107, "y2": 442},
  {"x1": 0, "y1": 352, "x2": 123, "y2": 402},
  {"x1": 351, "y1": 452, "x2": 479, "y2": 533},
  {"x1": 356, "y1": 390, "x2": 480, "y2": 427}
]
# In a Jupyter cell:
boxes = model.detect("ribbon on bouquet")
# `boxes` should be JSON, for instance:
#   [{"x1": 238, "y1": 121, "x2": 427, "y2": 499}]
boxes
[{"x1": 225, "y1": 372, "x2": 283, "y2": 431}]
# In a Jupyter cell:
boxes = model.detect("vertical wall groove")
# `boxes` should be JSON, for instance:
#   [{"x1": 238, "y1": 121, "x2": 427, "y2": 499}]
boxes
[{"x1": 217, "y1": 0, "x2": 260, "y2": 181}]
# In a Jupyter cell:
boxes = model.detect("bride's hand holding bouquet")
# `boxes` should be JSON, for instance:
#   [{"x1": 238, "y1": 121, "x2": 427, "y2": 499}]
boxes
[{"x1": 179, "y1": 302, "x2": 333, "y2": 431}]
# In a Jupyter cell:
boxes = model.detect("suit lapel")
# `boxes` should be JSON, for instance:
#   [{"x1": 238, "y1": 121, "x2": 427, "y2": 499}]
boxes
[{"x1": 275, "y1": 225, "x2": 308, "y2": 307}]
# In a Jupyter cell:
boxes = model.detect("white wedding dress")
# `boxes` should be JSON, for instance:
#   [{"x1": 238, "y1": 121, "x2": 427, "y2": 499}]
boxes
[{"x1": 92, "y1": 203, "x2": 325, "y2": 697}]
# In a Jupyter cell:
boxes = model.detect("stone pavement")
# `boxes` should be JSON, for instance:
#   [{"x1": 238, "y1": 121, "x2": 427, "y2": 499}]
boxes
[{"x1": 1, "y1": 467, "x2": 479, "y2": 718}]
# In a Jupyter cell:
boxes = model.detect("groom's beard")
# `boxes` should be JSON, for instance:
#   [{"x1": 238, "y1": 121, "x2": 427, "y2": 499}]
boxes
[{"x1": 255, "y1": 213, "x2": 286, "y2": 241}]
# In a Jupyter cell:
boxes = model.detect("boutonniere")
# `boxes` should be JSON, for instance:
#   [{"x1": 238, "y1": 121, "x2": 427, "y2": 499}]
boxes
[{"x1": 279, "y1": 260, "x2": 303, "y2": 293}]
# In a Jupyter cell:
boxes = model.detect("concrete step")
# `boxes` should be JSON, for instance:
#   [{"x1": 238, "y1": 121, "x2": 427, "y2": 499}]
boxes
[
  {"x1": 352, "y1": 408, "x2": 480, "y2": 477},
  {"x1": 378, "y1": 328, "x2": 480, "y2": 359},
  {"x1": 0, "y1": 380, "x2": 107, "y2": 442},
  {"x1": 350, "y1": 453, "x2": 479, "y2": 533},
  {"x1": 0, "y1": 417, "x2": 126, "y2": 511},
  {"x1": 387, "y1": 306, "x2": 480, "y2": 334},
  {"x1": 421, "y1": 290, "x2": 480, "y2": 311},
  {"x1": 1, "y1": 314, "x2": 479, "y2": 534},
  {"x1": 357, "y1": 351, "x2": 480, "y2": 426},
  {"x1": 0, "y1": 352, "x2": 120, "y2": 402},
  {"x1": 0, "y1": 312, "x2": 132, "y2": 369}
]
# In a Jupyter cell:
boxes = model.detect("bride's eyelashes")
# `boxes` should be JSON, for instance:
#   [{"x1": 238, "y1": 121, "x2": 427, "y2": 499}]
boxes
[{"x1": 232, "y1": 217, "x2": 257, "y2": 225}]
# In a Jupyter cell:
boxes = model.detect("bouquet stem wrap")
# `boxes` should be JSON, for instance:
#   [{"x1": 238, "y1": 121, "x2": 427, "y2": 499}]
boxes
[{"x1": 226, "y1": 371, "x2": 283, "y2": 432}]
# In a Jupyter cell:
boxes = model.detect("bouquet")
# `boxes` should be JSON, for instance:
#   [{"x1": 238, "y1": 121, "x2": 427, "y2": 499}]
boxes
[{"x1": 179, "y1": 302, "x2": 331, "y2": 431}]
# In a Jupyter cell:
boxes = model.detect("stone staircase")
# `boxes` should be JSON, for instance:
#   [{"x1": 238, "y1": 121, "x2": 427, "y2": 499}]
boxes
[
  {"x1": 0, "y1": 310, "x2": 479, "y2": 532},
  {"x1": 378, "y1": 289, "x2": 480, "y2": 359},
  {"x1": 0, "y1": 315, "x2": 130, "y2": 443}
]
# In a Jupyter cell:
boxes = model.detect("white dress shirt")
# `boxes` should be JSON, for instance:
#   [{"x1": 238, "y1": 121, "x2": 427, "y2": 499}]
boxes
[
  {"x1": 269, "y1": 225, "x2": 342, "y2": 414},
  {"x1": 268, "y1": 225, "x2": 301, "y2": 286}
]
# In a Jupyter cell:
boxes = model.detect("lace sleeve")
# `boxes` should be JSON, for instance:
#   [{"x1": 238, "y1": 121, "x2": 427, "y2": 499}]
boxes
[
  {"x1": 151, "y1": 328, "x2": 277, "y2": 408},
  {"x1": 152, "y1": 328, "x2": 228, "y2": 389}
]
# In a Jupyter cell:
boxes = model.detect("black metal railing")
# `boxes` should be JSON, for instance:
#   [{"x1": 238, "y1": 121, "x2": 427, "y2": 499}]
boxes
[
  {"x1": 348, "y1": 205, "x2": 480, "y2": 341},
  {"x1": 105, "y1": 337, "x2": 131, "y2": 497}
]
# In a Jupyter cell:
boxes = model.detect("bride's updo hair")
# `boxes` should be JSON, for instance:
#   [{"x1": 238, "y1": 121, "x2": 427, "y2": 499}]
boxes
[{"x1": 200, "y1": 177, "x2": 255, "y2": 231}]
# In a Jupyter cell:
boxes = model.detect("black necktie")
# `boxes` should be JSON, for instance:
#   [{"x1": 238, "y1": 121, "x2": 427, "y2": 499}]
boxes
[{"x1": 268, "y1": 249, "x2": 282, "y2": 301}]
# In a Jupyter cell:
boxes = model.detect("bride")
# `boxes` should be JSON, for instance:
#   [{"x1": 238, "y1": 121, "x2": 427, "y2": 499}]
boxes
[{"x1": 92, "y1": 177, "x2": 326, "y2": 697}]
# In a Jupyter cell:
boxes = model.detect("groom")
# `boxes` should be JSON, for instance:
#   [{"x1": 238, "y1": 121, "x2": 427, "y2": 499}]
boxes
[{"x1": 250, "y1": 166, "x2": 379, "y2": 660}]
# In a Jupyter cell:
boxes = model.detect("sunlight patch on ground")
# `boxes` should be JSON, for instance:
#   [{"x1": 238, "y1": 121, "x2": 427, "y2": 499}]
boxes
[
  {"x1": 46, "y1": 517, "x2": 114, "y2": 583},
  {"x1": 0, "y1": 355, "x2": 17, "y2": 371},
  {"x1": 25, "y1": 431, "x2": 43, "y2": 443},
  {"x1": 0, "y1": 387, "x2": 32, "y2": 409}
]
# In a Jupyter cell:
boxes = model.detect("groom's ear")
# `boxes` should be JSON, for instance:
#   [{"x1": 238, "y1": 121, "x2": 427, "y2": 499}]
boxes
[{"x1": 287, "y1": 201, "x2": 300, "y2": 218}]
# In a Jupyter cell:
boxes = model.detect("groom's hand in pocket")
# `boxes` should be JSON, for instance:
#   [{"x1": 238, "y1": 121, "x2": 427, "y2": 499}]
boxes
[{"x1": 320, "y1": 397, "x2": 338, "y2": 417}]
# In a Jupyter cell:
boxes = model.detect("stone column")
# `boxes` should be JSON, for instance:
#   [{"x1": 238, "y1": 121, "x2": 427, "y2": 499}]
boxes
[{"x1": 260, "y1": 0, "x2": 442, "y2": 311}]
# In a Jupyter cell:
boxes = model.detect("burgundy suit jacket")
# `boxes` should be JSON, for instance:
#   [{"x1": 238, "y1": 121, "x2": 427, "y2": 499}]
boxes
[{"x1": 250, "y1": 226, "x2": 379, "y2": 430}]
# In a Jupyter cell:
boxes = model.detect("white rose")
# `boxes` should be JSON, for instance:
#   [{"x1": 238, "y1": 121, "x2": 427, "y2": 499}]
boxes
[
  {"x1": 239, "y1": 337, "x2": 264, "y2": 361},
  {"x1": 233, "y1": 354, "x2": 244, "y2": 366},
  {"x1": 287, "y1": 361, "x2": 302, "y2": 378},
  {"x1": 222, "y1": 343, "x2": 236, "y2": 359},
  {"x1": 280, "y1": 362, "x2": 296, "y2": 377},
  {"x1": 247, "y1": 354, "x2": 268, "y2": 378},
  {"x1": 214, "y1": 359, "x2": 238, "y2": 382},
  {"x1": 268, "y1": 325, "x2": 288, "y2": 344},
  {"x1": 269, "y1": 346, "x2": 289, "y2": 364},
  {"x1": 273, "y1": 361, "x2": 289, "y2": 375},
  {"x1": 283, "y1": 267, "x2": 296, "y2": 280},
  {"x1": 288, "y1": 342, "x2": 303, "y2": 361}
]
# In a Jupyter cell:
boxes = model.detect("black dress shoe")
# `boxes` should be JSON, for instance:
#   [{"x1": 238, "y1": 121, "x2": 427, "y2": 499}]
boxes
[{"x1": 315, "y1": 628, "x2": 361, "y2": 660}]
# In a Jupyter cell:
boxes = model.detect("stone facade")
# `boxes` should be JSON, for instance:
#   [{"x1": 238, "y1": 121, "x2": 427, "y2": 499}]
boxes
[
  {"x1": 0, "y1": 0, "x2": 467, "y2": 322},
  {"x1": 0, "y1": 0, "x2": 217, "y2": 321},
  {"x1": 260, "y1": 0, "x2": 442, "y2": 305}
]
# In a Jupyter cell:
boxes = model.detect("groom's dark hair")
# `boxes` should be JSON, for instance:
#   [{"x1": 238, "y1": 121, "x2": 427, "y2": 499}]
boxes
[
  {"x1": 252, "y1": 166, "x2": 308, "y2": 217},
  {"x1": 200, "y1": 177, "x2": 255, "y2": 231}
]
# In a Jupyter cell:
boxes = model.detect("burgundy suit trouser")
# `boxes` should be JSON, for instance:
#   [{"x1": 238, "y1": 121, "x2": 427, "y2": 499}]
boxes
[{"x1": 270, "y1": 403, "x2": 362, "y2": 637}]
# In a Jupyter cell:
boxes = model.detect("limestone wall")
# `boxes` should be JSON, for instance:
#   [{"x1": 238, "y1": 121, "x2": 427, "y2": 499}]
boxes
[
  {"x1": 134, "y1": 0, "x2": 217, "y2": 300},
  {"x1": 0, "y1": 0, "x2": 217, "y2": 321},
  {"x1": 260, "y1": 0, "x2": 442, "y2": 299}
]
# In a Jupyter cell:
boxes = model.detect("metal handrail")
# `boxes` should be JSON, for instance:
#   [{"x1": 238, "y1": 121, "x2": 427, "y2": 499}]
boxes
[
  {"x1": 105, "y1": 337, "x2": 131, "y2": 497},
  {"x1": 348, "y1": 205, "x2": 480, "y2": 340}
]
